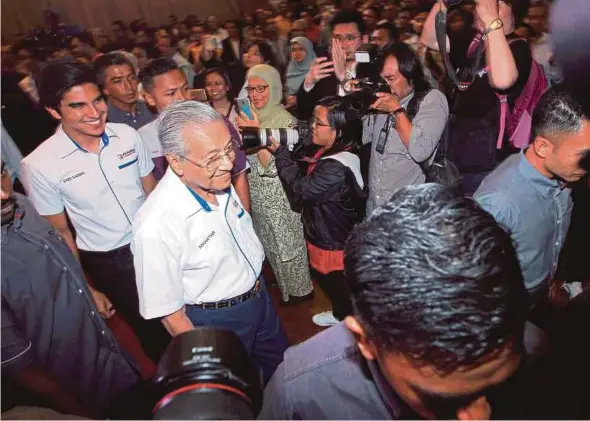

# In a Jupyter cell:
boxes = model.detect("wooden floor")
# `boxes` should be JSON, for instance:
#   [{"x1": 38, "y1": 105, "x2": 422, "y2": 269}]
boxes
[{"x1": 109, "y1": 263, "x2": 331, "y2": 378}]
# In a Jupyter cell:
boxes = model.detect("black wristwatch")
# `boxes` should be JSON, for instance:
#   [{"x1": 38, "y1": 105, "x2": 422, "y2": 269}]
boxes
[{"x1": 392, "y1": 107, "x2": 406, "y2": 117}]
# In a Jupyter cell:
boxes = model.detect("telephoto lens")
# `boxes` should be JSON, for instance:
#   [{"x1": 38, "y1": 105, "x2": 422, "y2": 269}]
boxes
[
  {"x1": 240, "y1": 124, "x2": 310, "y2": 151},
  {"x1": 152, "y1": 328, "x2": 262, "y2": 420}
]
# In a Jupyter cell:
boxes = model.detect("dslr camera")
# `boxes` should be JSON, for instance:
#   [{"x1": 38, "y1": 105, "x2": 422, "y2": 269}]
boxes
[{"x1": 343, "y1": 43, "x2": 390, "y2": 114}]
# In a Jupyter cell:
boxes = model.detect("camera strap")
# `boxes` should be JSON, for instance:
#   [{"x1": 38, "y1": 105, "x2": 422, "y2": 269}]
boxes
[{"x1": 436, "y1": 8, "x2": 485, "y2": 92}]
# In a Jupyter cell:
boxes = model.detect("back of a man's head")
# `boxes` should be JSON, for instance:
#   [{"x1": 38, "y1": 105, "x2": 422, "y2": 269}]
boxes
[
  {"x1": 344, "y1": 184, "x2": 529, "y2": 374},
  {"x1": 531, "y1": 85, "x2": 588, "y2": 143}
]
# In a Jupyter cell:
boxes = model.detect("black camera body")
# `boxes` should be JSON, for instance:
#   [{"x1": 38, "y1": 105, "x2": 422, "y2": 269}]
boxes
[{"x1": 344, "y1": 43, "x2": 391, "y2": 114}]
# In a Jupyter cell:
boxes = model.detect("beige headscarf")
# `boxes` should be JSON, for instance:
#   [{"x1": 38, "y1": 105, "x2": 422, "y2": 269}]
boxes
[{"x1": 246, "y1": 64, "x2": 287, "y2": 126}]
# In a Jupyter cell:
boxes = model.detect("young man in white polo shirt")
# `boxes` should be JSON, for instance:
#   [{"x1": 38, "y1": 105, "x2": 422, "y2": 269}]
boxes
[
  {"x1": 20, "y1": 62, "x2": 170, "y2": 363},
  {"x1": 131, "y1": 100, "x2": 288, "y2": 383}
]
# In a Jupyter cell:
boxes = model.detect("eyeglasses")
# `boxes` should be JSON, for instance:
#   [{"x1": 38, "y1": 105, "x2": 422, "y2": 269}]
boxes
[
  {"x1": 245, "y1": 85, "x2": 269, "y2": 94},
  {"x1": 183, "y1": 144, "x2": 236, "y2": 173},
  {"x1": 311, "y1": 116, "x2": 331, "y2": 127},
  {"x1": 332, "y1": 34, "x2": 361, "y2": 43}
]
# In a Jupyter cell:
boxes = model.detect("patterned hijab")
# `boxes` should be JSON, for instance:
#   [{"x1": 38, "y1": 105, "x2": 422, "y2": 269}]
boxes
[{"x1": 285, "y1": 37, "x2": 316, "y2": 95}]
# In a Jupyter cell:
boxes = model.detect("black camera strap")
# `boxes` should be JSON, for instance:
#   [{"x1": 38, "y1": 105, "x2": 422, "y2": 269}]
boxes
[{"x1": 436, "y1": 8, "x2": 485, "y2": 92}]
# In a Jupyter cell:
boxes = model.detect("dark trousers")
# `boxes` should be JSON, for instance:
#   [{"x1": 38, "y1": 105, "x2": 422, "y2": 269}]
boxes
[
  {"x1": 79, "y1": 245, "x2": 171, "y2": 364},
  {"x1": 311, "y1": 268, "x2": 353, "y2": 321},
  {"x1": 185, "y1": 280, "x2": 289, "y2": 384}
]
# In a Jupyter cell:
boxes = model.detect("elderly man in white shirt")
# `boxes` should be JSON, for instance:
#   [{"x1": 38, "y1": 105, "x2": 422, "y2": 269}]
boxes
[
  {"x1": 131, "y1": 100, "x2": 288, "y2": 382},
  {"x1": 20, "y1": 61, "x2": 170, "y2": 363}
]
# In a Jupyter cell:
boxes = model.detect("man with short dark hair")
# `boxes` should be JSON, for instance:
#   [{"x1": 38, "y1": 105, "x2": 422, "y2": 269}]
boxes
[
  {"x1": 370, "y1": 22, "x2": 399, "y2": 49},
  {"x1": 94, "y1": 52, "x2": 155, "y2": 130},
  {"x1": 475, "y1": 86, "x2": 590, "y2": 306},
  {"x1": 296, "y1": 9, "x2": 372, "y2": 120},
  {"x1": 362, "y1": 6, "x2": 381, "y2": 33},
  {"x1": 259, "y1": 184, "x2": 563, "y2": 419},
  {"x1": 20, "y1": 62, "x2": 170, "y2": 363}
]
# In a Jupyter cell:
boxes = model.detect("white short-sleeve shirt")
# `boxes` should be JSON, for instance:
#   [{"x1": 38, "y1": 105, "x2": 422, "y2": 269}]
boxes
[
  {"x1": 137, "y1": 119, "x2": 163, "y2": 160},
  {"x1": 131, "y1": 168, "x2": 265, "y2": 320},
  {"x1": 20, "y1": 123, "x2": 155, "y2": 252}
]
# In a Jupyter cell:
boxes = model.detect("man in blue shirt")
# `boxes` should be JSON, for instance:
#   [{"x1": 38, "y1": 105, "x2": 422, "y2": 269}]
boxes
[
  {"x1": 475, "y1": 86, "x2": 590, "y2": 306},
  {"x1": 260, "y1": 184, "x2": 565, "y2": 420},
  {"x1": 94, "y1": 53, "x2": 156, "y2": 130}
]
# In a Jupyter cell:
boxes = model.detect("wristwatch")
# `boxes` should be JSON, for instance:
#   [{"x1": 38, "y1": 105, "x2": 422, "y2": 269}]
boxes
[
  {"x1": 392, "y1": 107, "x2": 406, "y2": 117},
  {"x1": 482, "y1": 19, "x2": 504, "y2": 39}
]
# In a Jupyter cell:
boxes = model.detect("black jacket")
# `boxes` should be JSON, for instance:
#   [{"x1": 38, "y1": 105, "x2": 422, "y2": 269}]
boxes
[{"x1": 275, "y1": 146, "x2": 367, "y2": 251}]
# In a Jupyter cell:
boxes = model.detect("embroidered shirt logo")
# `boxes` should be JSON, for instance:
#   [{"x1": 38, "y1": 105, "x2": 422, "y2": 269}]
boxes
[
  {"x1": 199, "y1": 231, "x2": 216, "y2": 249},
  {"x1": 62, "y1": 172, "x2": 86, "y2": 183},
  {"x1": 117, "y1": 148, "x2": 136, "y2": 159}
]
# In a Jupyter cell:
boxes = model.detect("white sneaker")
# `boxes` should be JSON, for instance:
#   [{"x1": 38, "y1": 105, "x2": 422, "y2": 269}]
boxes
[{"x1": 312, "y1": 311, "x2": 340, "y2": 327}]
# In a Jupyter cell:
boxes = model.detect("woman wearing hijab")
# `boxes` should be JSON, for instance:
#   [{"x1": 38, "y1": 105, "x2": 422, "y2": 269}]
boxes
[
  {"x1": 284, "y1": 37, "x2": 316, "y2": 110},
  {"x1": 237, "y1": 64, "x2": 313, "y2": 305}
]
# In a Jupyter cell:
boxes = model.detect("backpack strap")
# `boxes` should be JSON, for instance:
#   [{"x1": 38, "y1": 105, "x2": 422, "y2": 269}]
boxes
[{"x1": 494, "y1": 37, "x2": 527, "y2": 150}]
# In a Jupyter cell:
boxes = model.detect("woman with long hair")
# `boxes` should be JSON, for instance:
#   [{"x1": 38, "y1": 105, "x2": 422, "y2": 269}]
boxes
[{"x1": 272, "y1": 97, "x2": 367, "y2": 326}]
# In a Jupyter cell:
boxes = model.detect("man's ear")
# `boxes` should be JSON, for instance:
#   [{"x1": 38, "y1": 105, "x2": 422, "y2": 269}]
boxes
[
  {"x1": 362, "y1": 34, "x2": 369, "y2": 44},
  {"x1": 532, "y1": 136, "x2": 553, "y2": 159},
  {"x1": 144, "y1": 90, "x2": 157, "y2": 108},
  {"x1": 344, "y1": 316, "x2": 378, "y2": 360},
  {"x1": 166, "y1": 154, "x2": 184, "y2": 177},
  {"x1": 45, "y1": 106, "x2": 62, "y2": 121}
]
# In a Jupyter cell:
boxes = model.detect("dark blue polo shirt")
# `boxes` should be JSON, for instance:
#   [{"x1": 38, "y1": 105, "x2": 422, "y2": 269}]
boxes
[{"x1": 107, "y1": 101, "x2": 156, "y2": 130}]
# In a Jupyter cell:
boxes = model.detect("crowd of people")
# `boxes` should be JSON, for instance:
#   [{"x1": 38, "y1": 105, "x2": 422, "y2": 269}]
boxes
[{"x1": 1, "y1": 0, "x2": 589, "y2": 418}]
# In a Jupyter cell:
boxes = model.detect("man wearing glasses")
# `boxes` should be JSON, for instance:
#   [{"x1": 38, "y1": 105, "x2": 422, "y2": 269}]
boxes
[
  {"x1": 296, "y1": 9, "x2": 372, "y2": 120},
  {"x1": 131, "y1": 101, "x2": 288, "y2": 384},
  {"x1": 138, "y1": 58, "x2": 250, "y2": 211}
]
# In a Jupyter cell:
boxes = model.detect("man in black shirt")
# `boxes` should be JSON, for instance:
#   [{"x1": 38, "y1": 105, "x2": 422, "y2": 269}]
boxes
[{"x1": 421, "y1": 0, "x2": 532, "y2": 195}]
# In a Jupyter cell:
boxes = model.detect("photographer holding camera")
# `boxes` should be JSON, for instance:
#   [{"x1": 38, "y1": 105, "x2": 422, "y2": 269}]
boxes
[
  {"x1": 421, "y1": 0, "x2": 532, "y2": 195},
  {"x1": 362, "y1": 42, "x2": 448, "y2": 215}
]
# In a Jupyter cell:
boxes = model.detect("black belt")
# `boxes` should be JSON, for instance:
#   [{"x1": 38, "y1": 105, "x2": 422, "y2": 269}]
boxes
[
  {"x1": 193, "y1": 280, "x2": 261, "y2": 310},
  {"x1": 78, "y1": 243, "x2": 131, "y2": 258}
]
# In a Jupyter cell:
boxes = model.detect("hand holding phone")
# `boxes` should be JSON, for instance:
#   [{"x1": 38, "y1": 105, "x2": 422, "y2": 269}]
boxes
[{"x1": 236, "y1": 98, "x2": 254, "y2": 120}]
